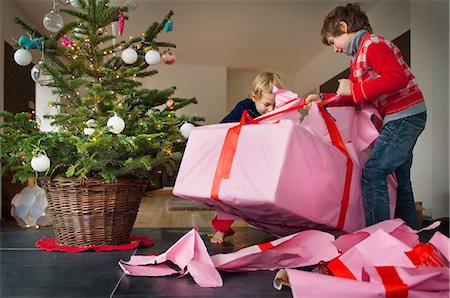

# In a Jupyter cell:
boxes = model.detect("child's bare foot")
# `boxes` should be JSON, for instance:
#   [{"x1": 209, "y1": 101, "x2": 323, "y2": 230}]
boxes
[{"x1": 210, "y1": 231, "x2": 225, "y2": 244}]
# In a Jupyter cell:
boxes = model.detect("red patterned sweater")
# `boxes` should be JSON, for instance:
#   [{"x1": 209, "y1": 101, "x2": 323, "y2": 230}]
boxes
[{"x1": 325, "y1": 32, "x2": 424, "y2": 118}]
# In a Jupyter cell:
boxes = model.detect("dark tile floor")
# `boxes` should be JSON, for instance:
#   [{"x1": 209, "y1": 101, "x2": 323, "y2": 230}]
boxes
[
  {"x1": 0, "y1": 227, "x2": 291, "y2": 298},
  {"x1": 1, "y1": 219, "x2": 448, "y2": 298}
]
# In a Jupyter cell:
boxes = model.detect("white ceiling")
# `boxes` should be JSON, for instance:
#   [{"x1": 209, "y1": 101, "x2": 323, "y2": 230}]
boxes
[{"x1": 11, "y1": 0, "x2": 380, "y2": 75}]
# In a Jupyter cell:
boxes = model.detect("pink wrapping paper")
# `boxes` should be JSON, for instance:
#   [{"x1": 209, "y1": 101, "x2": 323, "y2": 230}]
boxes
[
  {"x1": 211, "y1": 229, "x2": 339, "y2": 271},
  {"x1": 119, "y1": 228, "x2": 222, "y2": 288},
  {"x1": 282, "y1": 220, "x2": 450, "y2": 297},
  {"x1": 173, "y1": 92, "x2": 397, "y2": 235},
  {"x1": 286, "y1": 266, "x2": 449, "y2": 298},
  {"x1": 429, "y1": 232, "x2": 450, "y2": 262}
]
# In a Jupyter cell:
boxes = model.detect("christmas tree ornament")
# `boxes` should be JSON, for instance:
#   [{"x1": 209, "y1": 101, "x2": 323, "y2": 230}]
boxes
[
  {"x1": 165, "y1": 21, "x2": 173, "y2": 32},
  {"x1": 83, "y1": 119, "x2": 96, "y2": 135},
  {"x1": 43, "y1": 1, "x2": 64, "y2": 32},
  {"x1": 122, "y1": 47, "x2": 138, "y2": 64},
  {"x1": 70, "y1": 0, "x2": 83, "y2": 8},
  {"x1": 111, "y1": 21, "x2": 118, "y2": 38},
  {"x1": 31, "y1": 153, "x2": 51, "y2": 172},
  {"x1": 73, "y1": 26, "x2": 86, "y2": 38},
  {"x1": 145, "y1": 49, "x2": 161, "y2": 65},
  {"x1": 107, "y1": 115, "x2": 125, "y2": 134},
  {"x1": 180, "y1": 122, "x2": 195, "y2": 139},
  {"x1": 166, "y1": 98, "x2": 174, "y2": 109},
  {"x1": 14, "y1": 48, "x2": 32, "y2": 66},
  {"x1": 31, "y1": 60, "x2": 50, "y2": 85},
  {"x1": 118, "y1": 11, "x2": 125, "y2": 36},
  {"x1": 59, "y1": 36, "x2": 74, "y2": 47},
  {"x1": 124, "y1": 0, "x2": 138, "y2": 11},
  {"x1": 11, "y1": 184, "x2": 51, "y2": 227},
  {"x1": 18, "y1": 36, "x2": 44, "y2": 50},
  {"x1": 31, "y1": 60, "x2": 50, "y2": 84},
  {"x1": 161, "y1": 50, "x2": 176, "y2": 65},
  {"x1": 83, "y1": 128, "x2": 95, "y2": 135},
  {"x1": 86, "y1": 119, "x2": 96, "y2": 127}
]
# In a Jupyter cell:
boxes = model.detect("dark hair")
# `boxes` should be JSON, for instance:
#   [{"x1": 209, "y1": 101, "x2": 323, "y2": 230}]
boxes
[{"x1": 321, "y1": 3, "x2": 373, "y2": 45}]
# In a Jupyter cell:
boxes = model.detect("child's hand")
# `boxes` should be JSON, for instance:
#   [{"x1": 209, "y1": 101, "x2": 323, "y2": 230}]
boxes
[
  {"x1": 304, "y1": 94, "x2": 322, "y2": 109},
  {"x1": 337, "y1": 79, "x2": 352, "y2": 96}
]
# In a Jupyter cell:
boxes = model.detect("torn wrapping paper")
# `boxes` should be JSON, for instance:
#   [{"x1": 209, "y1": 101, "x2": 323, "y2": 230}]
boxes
[
  {"x1": 285, "y1": 266, "x2": 449, "y2": 298},
  {"x1": 119, "y1": 219, "x2": 448, "y2": 293},
  {"x1": 173, "y1": 91, "x2": 397, "y2": 235},
  {"x1": 280, "y1": 220, "x2": 449, "y2": 297},
  {"x1": 119, "y1": 228, "x2": 222, "y2": 288},
  {"x1": 211, "y1": 229, "x2": 339, "y2": 271},
  {"x1": 273, "y1": 86, "x2": 298, "y2": 107}
]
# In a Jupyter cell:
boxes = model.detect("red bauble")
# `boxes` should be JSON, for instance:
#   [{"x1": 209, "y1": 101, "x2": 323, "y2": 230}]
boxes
[{"x1": 161, "y1": 50, "x2": 176, "y2": 65}]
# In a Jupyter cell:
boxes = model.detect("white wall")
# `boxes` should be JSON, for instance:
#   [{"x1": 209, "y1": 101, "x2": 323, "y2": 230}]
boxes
[
  {"x1": 430, "y1": 0, "x2": 449, "y2": 218},
  {"x1": 142, "y1": 65, "x2": 227, "y2": 125},
  {"x1": 410, "y1": 1, "x2": 433, "y2": 217}
]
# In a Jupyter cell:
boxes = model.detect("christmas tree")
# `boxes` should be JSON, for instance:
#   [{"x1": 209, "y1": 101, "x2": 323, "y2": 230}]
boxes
[{"x1": 1, "y1": 0, "x2": 203, "y2": 185}]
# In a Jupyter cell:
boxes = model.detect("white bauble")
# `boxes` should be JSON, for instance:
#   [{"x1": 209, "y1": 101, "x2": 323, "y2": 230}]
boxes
[
  {"x1": 145, "y1": 50, "x2": 161, "y2": 65},
  {"x1": 43, "y1": 10, "x2": 64, "y2": 32},
  {"x1": 86, "y1": 119, "x2": 97, "y2": 128},
  {"x1": 83, "y1": 128, "x2": 95, "y2": 135},
  {"x1": 180, "y1": 122, "x2": 195, "y2": 139},
  {"x1": 107, "y1": 115, "x2": 125, "y2": 134},
  {"x1": 122, "y1": 48, "x2": 138, "y2": 64},
  {"x1": 14, "y1": 49, "x2": 32, "y2": 66},
  {"x1": 31, "y1": 154, "x2": 51, "y2": 172}
]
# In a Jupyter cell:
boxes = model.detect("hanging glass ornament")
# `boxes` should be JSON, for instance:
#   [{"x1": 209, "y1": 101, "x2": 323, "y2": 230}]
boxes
[
  {"x1": 70, "y1": 0, "x2": 83, "y2": 8},
  {"x1": 162, "y1": 50, "x2": 176, "y2": 65},
  {"x1": 166, "y1": 98, "x2": 174, "y2": 109},
  {"x1": 111, "y1": 21, "x2": 118, "y2": 38},
  {"x1": 14, "y1": 48, "x2": 32, "y2": 66},
  {"x1": 124, "y1": 0, "x2": 138, "y2": 11},
  {"x1": 165, "y1": 21, "x2": 173, "y2": 32},
  {"x1": 43, "y1": 3, "x2": 64, "y2": 33},
  {"x1": 31, "y1": 60, "x2": 50, "y2": 85}
]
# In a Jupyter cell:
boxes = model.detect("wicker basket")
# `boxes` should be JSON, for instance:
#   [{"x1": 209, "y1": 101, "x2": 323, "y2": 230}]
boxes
[{"x1": 40, "y1": 177, "x2": 147, "y2": 247}]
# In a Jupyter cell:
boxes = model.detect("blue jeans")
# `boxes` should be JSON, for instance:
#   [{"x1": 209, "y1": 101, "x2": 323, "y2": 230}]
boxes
[{"x1": 362, "y1": 112, "x2": 426, "y2": 229}]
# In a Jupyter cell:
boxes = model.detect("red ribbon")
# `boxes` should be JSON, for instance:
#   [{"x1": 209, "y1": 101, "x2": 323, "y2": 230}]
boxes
[
  {"x1": 258, "y1": 241, "x2": 275, "y2": 251},
  {"x1": 405, "y1": 243, "x2": 445, "y2": 267},
  {"x1": 210, "y1": 101, "x2": 352, "y2": 230},
  {"x1": 317, "y1": 105, "x2": 353, "y2": 230},
  {"x1": 327, "y1": 257, "x2": 357, "y2": 280},
  {"x1": 376, "y1": 266, "x2": 408, "y2": 297}
]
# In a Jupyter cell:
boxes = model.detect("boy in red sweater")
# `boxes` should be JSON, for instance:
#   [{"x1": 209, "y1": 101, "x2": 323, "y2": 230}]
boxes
[{"x1": 306, "y1": 3, "x2": 426, "y2": 229}]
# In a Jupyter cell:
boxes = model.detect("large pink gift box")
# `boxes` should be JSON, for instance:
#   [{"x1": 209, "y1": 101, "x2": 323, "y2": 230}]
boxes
[{"x1": 173, "y1": 95, "x2": 396, "y2": 235}]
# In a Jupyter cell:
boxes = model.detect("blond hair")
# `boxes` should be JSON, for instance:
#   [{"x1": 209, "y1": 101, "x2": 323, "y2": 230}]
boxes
[{"x1": 251, "y1": 70, "x2": 284, "y2": 98}]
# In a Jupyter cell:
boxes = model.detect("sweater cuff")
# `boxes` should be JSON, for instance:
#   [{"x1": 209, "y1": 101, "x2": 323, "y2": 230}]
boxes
[{"x1": 351, "y1": 82, "x2": 365, "y2": 103}]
